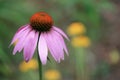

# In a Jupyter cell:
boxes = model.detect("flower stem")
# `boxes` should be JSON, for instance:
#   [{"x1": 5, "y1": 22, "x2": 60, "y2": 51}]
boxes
[
  {"x1": 37, "y1": 33, "x2": 42, "y2": 80},
  {"x1": 37, "y1": 53, "x2": 42, "y2": 80}
]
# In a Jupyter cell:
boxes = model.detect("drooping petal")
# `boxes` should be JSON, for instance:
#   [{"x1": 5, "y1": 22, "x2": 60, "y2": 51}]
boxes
[
  {"x1": 16, "y1": 24, "x2": 29, "y2": 33},
  {"x1": 23, "y1": 30, "x2": 38, "y2": 62},
  {"x1": 43, "y1": 30, "x2": 65, "y2": 63},
  {"x1": 43, "y1": 32, "x2": 58, "y2": 62},
  {"x1": 50, "y1": 30, "x2": 65, "y2": 60},
  {"x1": 38, "y1": 33, "x2": 48, "y2": 65},
  {"x1": 53, "y1": 27, "x2": 68, "y2": 55},
  {"x1": 61, "y1": 38, "x2": 69, "y2": 55},
  {"x1": 13, "y1": 26, "x2": 31, "y2": 54},
  {"x1": 54, "y1": 30, "x2": 68, "y2": 55},
  {"x1": 53, "y1": 26, "x2": 69, "y2": 40},
  {"x1": 54, "y1": 31, "x2": 68, "y2": 55},
  {"x1": 10, "y1": 25, "x2": 29, "y2": 45}
]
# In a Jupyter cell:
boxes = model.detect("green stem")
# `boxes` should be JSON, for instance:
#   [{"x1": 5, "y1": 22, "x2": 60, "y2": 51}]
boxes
[
  {"x1": 75, "y1": 47, "x2": 86, "y2": 80},
  {"x1": 37, "y1": 53, "x2": 42, "y2": 80},
  {"x1": 37, "y1": 33, "x2": 42, "y2": 80}
]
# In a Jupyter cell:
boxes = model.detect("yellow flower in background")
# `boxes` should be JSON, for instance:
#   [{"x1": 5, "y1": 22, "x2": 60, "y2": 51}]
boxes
[
  {"x1": 44, "y1": 69, "x2": 61, "y2": 80},
  {"x1": 19, "y1": 59, "x2": 38, "y2": 72},
  {"x1": 109, "y1": 50, "x2": 120, "y2": 64},
  {"x1": 71, "y1": 36, "x2": 91, "y2": 48},
  {"x1": 67, "y1": 22, "x2": 86, "y2": 36}
]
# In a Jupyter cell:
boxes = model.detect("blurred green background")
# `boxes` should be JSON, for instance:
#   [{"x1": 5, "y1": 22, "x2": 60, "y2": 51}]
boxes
[{"x1": 0, "y1": 0, "x2": 120, "y2": 80}]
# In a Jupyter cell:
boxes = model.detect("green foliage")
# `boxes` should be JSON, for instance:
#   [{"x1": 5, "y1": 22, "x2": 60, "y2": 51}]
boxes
[{"x1": 92, "y1": 62, "x2": 110, "y2": 80}]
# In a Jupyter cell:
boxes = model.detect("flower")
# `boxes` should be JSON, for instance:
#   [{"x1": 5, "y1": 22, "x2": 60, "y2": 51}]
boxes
[
  {"x1": 67, "y1": 22, "x2": 86, "y2": 36},
  {"x1": 10, "y1": 12, "x2": 68, "y2": 65},
  {"x1": 71, "y1": 36, "x2": 90, "y2": 47},
  {"x1": 44, "y1": 69, "x2": 61, "y2": 80},
  {"x1": 109, "y1": 50, "x2": 120, "y2": 64},
  {"x1": 19, "y1": 59, "x2": 38, "y2": 72}
]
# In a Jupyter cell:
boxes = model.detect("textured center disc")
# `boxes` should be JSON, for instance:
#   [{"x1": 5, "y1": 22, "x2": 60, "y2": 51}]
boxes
[{"x1": 30, "y1": 12, "x2": 53, "y2": 32}]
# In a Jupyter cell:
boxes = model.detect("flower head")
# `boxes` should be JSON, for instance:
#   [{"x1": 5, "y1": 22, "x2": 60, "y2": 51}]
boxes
[
  {"x1": 30, "y1": 12, "x2": 53, "y2": 32},
  {"x1": 67, "y1": 22, "x2": 86, "y2": 36},
  {"x1": 19, "y1": 59, "x2": 38, "y2": 72},
  {"x1": 71, "y1": 36, "x2": 90, "y2": 48},
  {"x1": 10, "y1": 12, "x2": 68, "y2": 65},
  {"x1": 109, "y1": 50, "x2": 120, "y2": 64},
  {"x1": 44, "y1": 69, "x2": 61, "y2": 80}
]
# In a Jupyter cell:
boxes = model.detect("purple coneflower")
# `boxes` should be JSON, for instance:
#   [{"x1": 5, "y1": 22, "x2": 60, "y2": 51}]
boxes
[{"x1": 10, "y1": 12, "x2": 68, "y2": 65}]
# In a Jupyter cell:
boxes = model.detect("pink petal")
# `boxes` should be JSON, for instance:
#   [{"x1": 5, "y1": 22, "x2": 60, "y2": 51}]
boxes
[
  {"x1": 13, "y1": 27, "x2": 31, "y2": 54},
  {"x1": 16, "y1": 24, "x2": 29, "y2": 33},
  {"x1": 10, "y1": 25, "x2": 29, "y2": 45},
  {"x1": 53, "y1": 27, "x2": 69, "y2": 55},
  {"x1": 23, "y1": 31, "x2": 38, "y2": 62},
  {"x1": 38, "y1": 33, "x2": 48, "y2": 65},
  {"x1": 43, "y1": 30, "x2": 65, "y2": 63},
  {"x1": 53, "y1": 26, "x2": 69, "y2": 40},
  {"x1": 53, "y1": 30, "x2": 68, "y2": 55},
  {"x1": 51, "y1": 30, "x2": 65, "y2": 60},
  {"x1": 62, "y1": 40, "x2": 69, "y2": 55}
]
